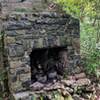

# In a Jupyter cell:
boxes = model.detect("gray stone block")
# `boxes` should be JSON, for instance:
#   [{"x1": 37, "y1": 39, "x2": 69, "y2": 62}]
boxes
[{"x1": 8, "y1": 44, "x2": 24, "y2": 57}]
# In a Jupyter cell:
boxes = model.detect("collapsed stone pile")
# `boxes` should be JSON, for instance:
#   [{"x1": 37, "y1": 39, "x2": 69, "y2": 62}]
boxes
[{"x1": 13, "y1": 72, "x2": 100, "y2": 100}]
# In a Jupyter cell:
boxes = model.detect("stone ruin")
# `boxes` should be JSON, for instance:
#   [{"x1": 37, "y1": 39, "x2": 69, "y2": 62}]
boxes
[
  {"x1": 0, "y1": 0, "x2": 87, "y2": 99},
  {"x1": 4, "y1": 11, "x2": 80, "y2": 90}
]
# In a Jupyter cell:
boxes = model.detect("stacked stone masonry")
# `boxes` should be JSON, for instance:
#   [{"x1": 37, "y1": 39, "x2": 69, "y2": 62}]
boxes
[{"x1": 3, "y1": 12, "x2": 80, "y2": 93}]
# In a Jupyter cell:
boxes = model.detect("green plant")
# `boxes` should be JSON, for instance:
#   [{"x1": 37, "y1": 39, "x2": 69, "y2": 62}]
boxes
[
  {"x1": 55, "y1": 0, "x2": 100, "y2": 77},
  {"x1": 80, "y1": 21, "x2": 100, "y2": 77},
  {"x1": 85, "y1": 49, "x2": 100, "y2": 77},
  {"x1": 0, "y1": 97, "x2": 3, "y2": 100}
]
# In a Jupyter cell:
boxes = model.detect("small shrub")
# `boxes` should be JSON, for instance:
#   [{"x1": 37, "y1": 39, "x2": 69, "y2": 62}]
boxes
[{"x1": 85, "y1": 49, "x2": 100, "y2": 77}]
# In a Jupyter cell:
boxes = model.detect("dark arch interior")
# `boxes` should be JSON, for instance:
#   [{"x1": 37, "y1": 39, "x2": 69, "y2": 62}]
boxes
[{"x1": 30, "y1": 46, "x2": 67, "y2": 83}]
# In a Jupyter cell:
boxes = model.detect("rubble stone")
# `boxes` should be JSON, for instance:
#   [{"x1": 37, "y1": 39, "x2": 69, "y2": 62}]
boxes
[
  {"x1": 73, "y1": 94, "x2": 85, "y2": 100},
  {"x1": 30, "y1": 82, "x2": 44, "y2": 91},
  {"x1": 48, "y1": 71, "x2": 57, "y2": 79},
  {"x1": 75, "y1": 73, "x2": 86, "y2": 79},
  {"x1": 75, "y1": 78, "x2": 91, "y2": 86},
  {"x1": 65, "y1": 87, "x2": 74, "y2": 93},
  {"x1": 61, "y1": 79, "x2": 76, "y2": 86}
]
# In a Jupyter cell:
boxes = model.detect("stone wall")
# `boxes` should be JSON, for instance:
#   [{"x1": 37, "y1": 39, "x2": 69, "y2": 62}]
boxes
[
  {"x1": 0, "y1": 0, "x2": 51, "y2": 15},
  {"x1": 3, "y1": 12, "x2": 80, "y2": 93}
]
